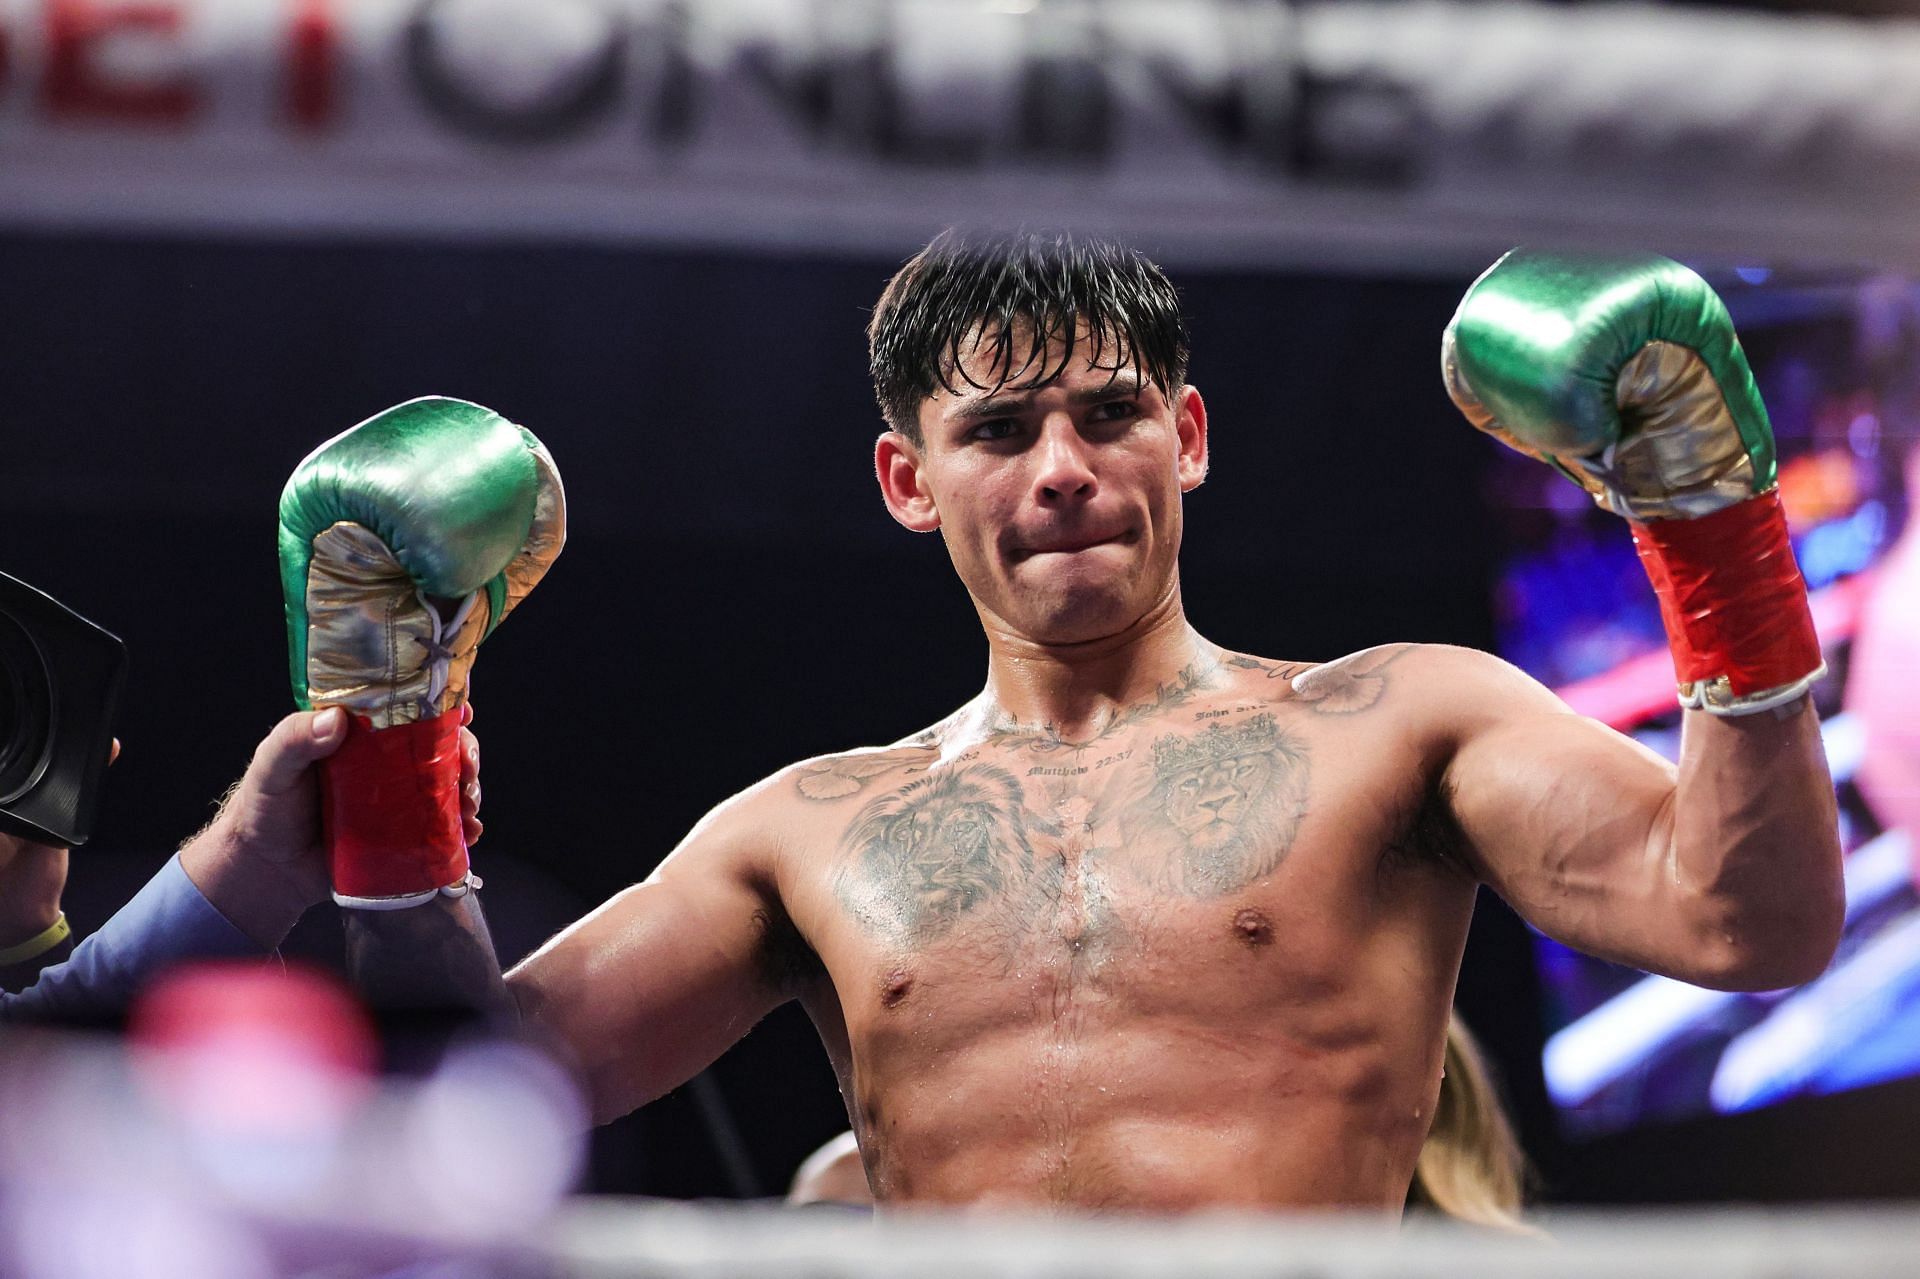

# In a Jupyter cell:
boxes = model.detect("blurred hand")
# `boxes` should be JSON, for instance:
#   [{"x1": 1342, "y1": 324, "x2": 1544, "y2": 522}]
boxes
[
  {"x1": 0, "y1": 838, "x2": 69, "y2": 949},
  {"x1": 0, "y1": 739, "x2": 118, "y2": 947},
  {"x1": 181, "y1": 705, "x2": 484, "y2": 947}
]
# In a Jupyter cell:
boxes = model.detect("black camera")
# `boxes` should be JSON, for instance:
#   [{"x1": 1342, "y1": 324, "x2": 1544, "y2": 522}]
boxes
[{"x1": 0, "y1": 572, "x2": 127, "y2": 848}]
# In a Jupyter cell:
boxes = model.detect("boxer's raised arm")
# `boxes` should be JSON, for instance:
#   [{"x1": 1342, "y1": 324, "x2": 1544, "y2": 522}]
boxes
[
  {"x1": 1432, "y1": 250, "x2": 1845, "y2": 991},
  {"x1": 504, "y1": 785, "x2": 794, "y2": 1124},
  {"x1": 1430, "y1": 647, "x2": 1841, "y2": 991}
]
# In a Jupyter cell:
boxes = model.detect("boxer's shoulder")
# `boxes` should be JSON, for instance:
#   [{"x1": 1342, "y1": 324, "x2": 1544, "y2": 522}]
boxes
[
  {"x1": 648, "y1": 748, "x2": 940, "y2": 886},
  {"x1": 780, "y1": 741, "x2": 944, "y2": 807},
  {"x1": 1216, "y1": 641, "x2": 1431, "y2": 719},
  {"x1": 1272, "y1": 643, "x2": 1543, "y2": 721},
  {"x1": 1228, "y1": 643, "x2": 1559, "y2": 773}
]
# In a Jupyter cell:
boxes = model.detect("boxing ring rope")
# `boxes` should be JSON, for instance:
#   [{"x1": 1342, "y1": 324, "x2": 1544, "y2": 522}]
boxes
[
  {"x1": 1, "y1": 1, "x2": 1919, "y2": 270},
  {"x1": 551, "y1": 1200, "x2": 1920, "y2": 1278},
  {"x1": 6, "y1": 1004, "x2": 1917, "y2": 1274}
]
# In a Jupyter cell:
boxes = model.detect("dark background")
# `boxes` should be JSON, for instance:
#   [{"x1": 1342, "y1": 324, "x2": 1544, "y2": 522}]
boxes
[{"x1": 6, "y1": 231, "x2": 1915, "y2": 1205}]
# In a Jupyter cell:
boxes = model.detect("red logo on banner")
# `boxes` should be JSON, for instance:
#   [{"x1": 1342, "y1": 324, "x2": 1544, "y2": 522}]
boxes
[
  {"x1": 287, "y1": 0, "x2": 338, "y2": 130},
  {"x1": 43, "y1": 0, "x2": 200, "y2": 124}
]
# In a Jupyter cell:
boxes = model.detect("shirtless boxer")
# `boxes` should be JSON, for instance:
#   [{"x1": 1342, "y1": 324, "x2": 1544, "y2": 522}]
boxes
[{"x1": 227, "y1": 232, "x2": 1843, "y2": 1213}]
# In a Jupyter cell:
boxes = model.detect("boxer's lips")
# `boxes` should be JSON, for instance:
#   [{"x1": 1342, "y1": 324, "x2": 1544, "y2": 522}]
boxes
[{"x1": 1010, "y1": 529, "x2": 1136, "y2": 561}]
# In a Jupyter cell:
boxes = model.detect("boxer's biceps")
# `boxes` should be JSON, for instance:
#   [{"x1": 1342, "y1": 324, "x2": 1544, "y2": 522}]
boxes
[{"x1": 1444, "y1": 704, "x2": 1683, "y2": 955}]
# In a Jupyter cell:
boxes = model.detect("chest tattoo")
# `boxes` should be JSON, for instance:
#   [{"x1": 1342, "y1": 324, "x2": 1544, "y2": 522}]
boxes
[
  {"x1": 1287, "y1": 645, "x2": 1410, "y2": 714},
  {"x1": 1126, "y1": 713, "x2": 1312, "y2": 896},
  {"x1": 830, "y1": 706, "x2": 1318, "y2": 947},
  {"x1": 796, "y1": 753, "x2": 919, "y2": 800},
  {"x1": 831, "y1": 764, "x2": 1057, "y2": 944}
]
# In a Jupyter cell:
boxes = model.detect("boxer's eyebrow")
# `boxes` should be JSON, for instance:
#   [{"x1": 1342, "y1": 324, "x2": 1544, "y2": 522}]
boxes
[
  {"x1": 1072, "y1": 374, "x2": 1147, "y2": 404},
  {"x1": 949, "y1": 375, "x2": 1146, "y2": 422},
  {"x1": 950, "y1": 393, "x2": 1030, "y2": 423}
]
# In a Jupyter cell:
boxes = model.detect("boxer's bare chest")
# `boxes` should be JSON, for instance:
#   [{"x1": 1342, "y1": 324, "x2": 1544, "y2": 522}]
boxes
[{"x1": 786, "y1": 646, "x2": 1442, "y2": 997}]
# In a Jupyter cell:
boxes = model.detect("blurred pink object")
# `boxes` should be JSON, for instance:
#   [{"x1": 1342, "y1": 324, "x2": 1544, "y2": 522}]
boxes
[
  {"x1": 128, "y1": 961, "x2": 377, "y2": 1135},
  {"x1": 1845, "y1": 447, "x2": 1920, "y2": 882}
]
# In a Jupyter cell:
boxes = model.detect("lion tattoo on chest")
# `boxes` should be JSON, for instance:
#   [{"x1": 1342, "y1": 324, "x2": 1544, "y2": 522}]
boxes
[
  {"x1": 1135, "y1": 713, "x2": 1311, "y2": 896},
  {"x1": 832, "y1": 764, "x2": 1051, "y2": 943}
]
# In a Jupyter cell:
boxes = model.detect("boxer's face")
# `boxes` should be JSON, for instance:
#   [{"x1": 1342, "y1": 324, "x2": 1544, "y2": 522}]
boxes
[{"x1": 875, "y1": 323, "x2": 1208, "y2": 645}]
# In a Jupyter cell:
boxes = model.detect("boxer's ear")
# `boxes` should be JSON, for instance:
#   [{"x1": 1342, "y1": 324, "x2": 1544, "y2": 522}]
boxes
[
  {"x1": 876, "y1": 431, "x2": 941, "y2": 532},
  {"x1": 1175, "y1": 385, "x2": 1209, "y2": 492}
]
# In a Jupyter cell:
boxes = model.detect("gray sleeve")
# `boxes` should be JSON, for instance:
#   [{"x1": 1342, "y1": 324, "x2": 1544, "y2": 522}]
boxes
[{"x1": 0, "y1": 854, "x2": 267, "y2": 1022}]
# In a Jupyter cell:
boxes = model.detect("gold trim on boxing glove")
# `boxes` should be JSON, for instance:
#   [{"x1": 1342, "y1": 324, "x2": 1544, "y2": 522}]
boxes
[
  {"x1": 1561, "y1": 342, "x2": 1758, "y2": 523},
  {"x1": 303, "y1": 522, "x2": 491, "y2": 728}
]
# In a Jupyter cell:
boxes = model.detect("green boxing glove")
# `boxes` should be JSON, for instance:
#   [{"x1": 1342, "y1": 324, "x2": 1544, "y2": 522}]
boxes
[
  {"x1": 1443, "y1": 250, "x2": 1823, "y2": 715},
  {"x1": 279, "y1": 397, "x2": 565, "y2": 908}
]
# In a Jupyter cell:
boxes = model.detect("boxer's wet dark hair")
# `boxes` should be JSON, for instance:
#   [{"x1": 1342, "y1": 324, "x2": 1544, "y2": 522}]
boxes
[{"x1": 869, "y1": 228, "x2": 1190, "y2": 444}]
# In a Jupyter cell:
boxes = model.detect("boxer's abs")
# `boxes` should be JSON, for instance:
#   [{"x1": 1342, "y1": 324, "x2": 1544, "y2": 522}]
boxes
[
  {"x1": 838, "y1": 925, "x2": 1447, "y2": 1211},
  {"x1": 781, "y1": 663, "x2": 1477, "y2": 1209}
]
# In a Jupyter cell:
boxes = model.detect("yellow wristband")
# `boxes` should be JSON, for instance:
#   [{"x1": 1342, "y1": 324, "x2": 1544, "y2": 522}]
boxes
[{"x1": 0, "y1": 913, "x2": 71, "y2": 966}]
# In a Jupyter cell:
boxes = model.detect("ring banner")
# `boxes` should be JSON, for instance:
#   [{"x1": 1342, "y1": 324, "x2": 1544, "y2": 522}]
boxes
[{"x1": 2, "y1": 0, "x2": 1918, "y2": 268}]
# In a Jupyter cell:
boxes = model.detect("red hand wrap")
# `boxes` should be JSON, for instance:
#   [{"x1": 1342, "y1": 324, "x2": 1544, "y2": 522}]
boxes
[
  {"x1": 321, "y1": 707, "x2": 467, "y2": 900},
  {"x1": 1629, "y1": 489, "x2": 1821, "y2": 699}
]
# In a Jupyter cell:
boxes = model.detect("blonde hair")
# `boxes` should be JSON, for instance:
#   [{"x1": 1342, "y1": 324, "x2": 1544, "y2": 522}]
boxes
[{"x1": 1407, "y1": 1015, "x2": 1536, "y2": 1234}]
